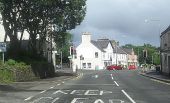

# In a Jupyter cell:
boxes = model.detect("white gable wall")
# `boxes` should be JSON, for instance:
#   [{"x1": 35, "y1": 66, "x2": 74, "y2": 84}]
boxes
[{"x1": 73, "y1": 42, "x2": 104, "y2": 70}]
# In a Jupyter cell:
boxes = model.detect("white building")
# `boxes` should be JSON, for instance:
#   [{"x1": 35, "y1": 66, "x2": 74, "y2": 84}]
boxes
[
  {"x1": 112, "y1": 46, "x2": 128, "y2": 67},
  {"x1": 72, "y1": 32, "x2": 128, "y2": 71}
]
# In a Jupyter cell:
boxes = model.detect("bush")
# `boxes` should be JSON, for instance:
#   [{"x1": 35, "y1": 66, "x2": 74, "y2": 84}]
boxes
[{"x1": 0, "y1": 59, "x2": 37, "y2": 83}]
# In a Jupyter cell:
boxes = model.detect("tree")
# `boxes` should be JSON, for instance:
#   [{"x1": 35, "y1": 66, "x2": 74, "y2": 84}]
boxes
[
  {"x1": 0, "y1": 0, "x2": 86, "y2": 59},
  {"x1": 122, "y1": 44, "x2": 160, "y2": 65}
]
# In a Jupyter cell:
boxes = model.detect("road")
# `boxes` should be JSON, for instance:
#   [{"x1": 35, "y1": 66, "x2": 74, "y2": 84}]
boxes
[{"x1": 1, "y1": 70, "x2": 170, "y2": 103}]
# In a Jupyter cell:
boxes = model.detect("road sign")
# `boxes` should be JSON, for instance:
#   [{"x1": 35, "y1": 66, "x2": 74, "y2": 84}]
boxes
[{"x1": 0, "y1": 42, "x2": 6, "y2": 52}]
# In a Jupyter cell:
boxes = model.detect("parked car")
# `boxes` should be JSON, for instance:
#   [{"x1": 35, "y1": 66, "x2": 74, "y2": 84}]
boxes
[
  {"x1": 107, "y1": 65, "x2": 123, "y2": 70},
  {"x1": 128, "y1": 65, "x2": 136, "y2": 70}
]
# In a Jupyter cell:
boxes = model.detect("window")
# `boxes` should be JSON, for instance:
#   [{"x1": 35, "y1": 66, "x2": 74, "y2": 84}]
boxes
[
  {"x1": 95, "y1": 52, "x2": 98, "y2": 58},
  {"x1": 83, "y1": 63, "x2": 86, "y2": 68},
  {"x1": 87, "y1": 63, "x2": 91, "y2": 68}
]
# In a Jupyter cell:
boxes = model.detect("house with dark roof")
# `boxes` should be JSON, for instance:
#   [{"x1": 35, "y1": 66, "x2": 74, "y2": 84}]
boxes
[
  {"x1": 160, "y1": 25, "x2": 170, "y2": 76},
  {"x1": 112, "y1": 46, "x2": 128, "y2": 67},
  {"x1": 72, "y1": 32, "x2": 114, "y2": 70},
  {"x1": 72, "y1": 32, "x2": 129, "y2": 71}
]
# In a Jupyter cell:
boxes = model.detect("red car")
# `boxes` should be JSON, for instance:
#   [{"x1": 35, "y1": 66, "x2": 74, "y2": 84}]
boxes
[
  {"x1": 107, "y1": 65, "x2": 123, "y2": 70},
  {"x1": 128, "y1": 65, "x2": 136, "y2": 70}
]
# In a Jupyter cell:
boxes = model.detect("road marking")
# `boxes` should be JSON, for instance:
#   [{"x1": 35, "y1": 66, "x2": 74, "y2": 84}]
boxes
[
  {"x1": 65, "y1": 83, "x2": 115, "y2": 86},
  {"x1": 121, "y1": 90, "x2": 136, "y2": 103},
  {"x1": 150, "y1": 79, "x2": 170, "y2": 85},
  {"x1": 24, "y1": 96, "x2": 33, "y2": 101},
  {"x1": 40, "y1": 90, "x2": 47, "y2": 94},
  {"x1": 114, "y1": 81, "x2": 119, "y2": 86},
  {"x1": 50, "y1": 86, "x2": 54, "y2": 89},
  {"x1": 32, "y1": 97, "x2": 53, "y2": 103},
  {"x1": 62, "y1": 81, "x2": 65, "y2": 83},
  {"x1": 111, "y1": 76, "x2": 114, "y2": 80},
  {"x1": 57, "y1": 83, "x2": 61, "y2": 86},
  {"x1": 109, "y1": 99, "x2": 124, "y2": 103},
  {"x1": 51, "y1": 97, "x2": 59, "y2": 103}
]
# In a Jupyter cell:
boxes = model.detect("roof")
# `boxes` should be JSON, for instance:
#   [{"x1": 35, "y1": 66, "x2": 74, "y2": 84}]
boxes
[
  {"x1": 113, "y1": 47, "x2": 127, "y2": 54},
  {"x1": 161, "y1": 25, "x2": 170, "y2": 37},
  {"x1": 123, "y1": 48, "x2": 133, "y2": 54},
  {"x1": 91, "y1": 39, "x2": 110, "y2": 52}
]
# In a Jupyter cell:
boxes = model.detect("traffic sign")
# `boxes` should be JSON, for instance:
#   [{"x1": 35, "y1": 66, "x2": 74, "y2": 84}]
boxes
[{"x1": 0, "y1": 42, "x2": 6, "y2": 52}]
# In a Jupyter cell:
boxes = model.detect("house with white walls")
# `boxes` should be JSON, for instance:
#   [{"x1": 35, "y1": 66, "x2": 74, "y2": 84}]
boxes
[
  {"x1": 112, "y1": 46, "x2": 128, "y2": 67},
  {"x1": 72, "y1": 32, "x2": 114, "y2": 70}
]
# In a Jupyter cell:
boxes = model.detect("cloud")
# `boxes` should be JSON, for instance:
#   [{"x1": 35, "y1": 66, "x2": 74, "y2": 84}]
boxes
[{"x1": 70, "y1": 0, "x2": 170, "y2": 46}]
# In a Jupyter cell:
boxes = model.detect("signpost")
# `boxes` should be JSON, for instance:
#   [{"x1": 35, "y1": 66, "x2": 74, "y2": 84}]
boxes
[{"x1": 0, "y1": 42, "x2": 6, "y2": 63}]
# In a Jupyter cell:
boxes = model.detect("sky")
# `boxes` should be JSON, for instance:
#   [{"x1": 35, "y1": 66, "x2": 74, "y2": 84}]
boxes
[{"x1": 70, "y1": 0, "x2": 170, "y2": 47}]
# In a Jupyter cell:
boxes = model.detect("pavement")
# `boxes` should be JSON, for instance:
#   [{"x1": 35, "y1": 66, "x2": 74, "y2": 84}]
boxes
[
  {"x1": 0, "y1": 68, "x2": 77, "y2": 92},
  {"x1": 139, "y1": 69, "x2": 170, "y2": 83}
]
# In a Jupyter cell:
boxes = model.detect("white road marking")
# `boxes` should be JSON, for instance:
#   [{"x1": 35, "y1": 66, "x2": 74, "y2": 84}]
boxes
[
  {"x1": 121, "y1": 90, "x2": 136, "y2": 103},
  {"x1": 51, "y1": 97, "x2": 59, "y2": 103},
  {"x1": 24, "y1": 96, "x2": 33, "y2": 101},
  {"x1": 94, "y1": 99, "x2": 104, "y2": 103},
  {"x1": 40, "y1": 90, "x2": 47, "y2": 94},
  {"x1": 57, "y1": 83, "x2": 61, "y2": 86},
  {"x1": 62, "y1": 81, "x2": 65, "y2": 84},
  {"x1": 71, "y1": 98, "x2": 88, "y2": 103},
  {"x1": 65, "y1": 83, "x2": 115, "y2": 86},
  {"x1": 111, "y1": 76, "x2": 114, "y2": 80},
  {"x1": 109, "y1": 99, "x2": 124, "y2": 103},
  {"x1": 32, "y1": 97, "x2": 53, "y2": 103},
  {"x1": 110, "y1": 74, "x2": 112, "y2": 77},
  {"x1": 50, "y1": 86, "x2": 54, "y2": 89},
  {"x1": 114, "y1": 81, "x2": 119, "y2": 86}
]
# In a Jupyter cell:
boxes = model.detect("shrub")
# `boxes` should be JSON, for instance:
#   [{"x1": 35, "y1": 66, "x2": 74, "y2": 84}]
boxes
[{"x1": 6, "y1": 59, "x2": 16, "y2": 66}]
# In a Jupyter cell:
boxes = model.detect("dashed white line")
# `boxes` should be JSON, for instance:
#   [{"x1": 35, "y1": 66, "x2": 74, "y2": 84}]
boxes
[
  {"x1": 57, "y1": 83, "x2": 61, "y2": 86},
  {"x1": 114, "y1": 81, "x2": 119, "y2": 87},
  {"x1": 121, "y1": 90, "x2": 136, "y2": 103},
  {"x1": 111, "y1": 76, "x2": 114, "y2": 80},
  {"x1": 50, "y1": 86, "x2": 54, "y2": 89},
  {"x1": 62, "y1": 81, "x2": 65, "y2": 84},
  {"x1": 24, "y1": 96, "x2": 33, "y2": 101}
]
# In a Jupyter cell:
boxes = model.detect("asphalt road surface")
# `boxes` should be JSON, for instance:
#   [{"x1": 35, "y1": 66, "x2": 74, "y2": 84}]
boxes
[{"x1": 1, "y1": 69, "x2": 170, "y2": 103}]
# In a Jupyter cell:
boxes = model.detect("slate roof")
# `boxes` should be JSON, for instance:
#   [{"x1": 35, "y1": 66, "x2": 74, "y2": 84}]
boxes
[
  {"x1": 161, "y1": 25, "x2": 170, "y2": 37},
  {"x1": 91, "y1": 39, "x2": 110, "y2": 52},
  {"x1": 123, "y1": 48, "x2": 132, "y2": 54},
  {"x1": 113, "y1": 47, "x2": 127, "y2": 54}
]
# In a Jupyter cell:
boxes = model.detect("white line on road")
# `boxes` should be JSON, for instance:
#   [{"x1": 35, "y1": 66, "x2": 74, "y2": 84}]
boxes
[
  {"x1": 111, "y1": 76, "x2": 114, "y2": 80},
  {"x1": 57, "y1": 83, "x2": 61, "y2": 86},
  {"x1": 40, "y1": 90, "x2": 47, "y2": 94},
  {"x1": 114, "y1": 81, "x2": 119, "y2": 87},
  {"x1": 24, "y1": 96, "x2": 33, "y2": 101},
  {"x1": 62, "y1": 81, "x2": 65, "y2": 84},
  {"x1": 50, "y1": 86, "x2": 54, "y2": 89},
  {"x1": 64, "y1": 83, "x2": 115, "y2": 86},
  {"x1": 121, "y1": 90, "x2": 136, "y2": 103},
  {"x1": 51, "y1": 98, "x2": 59, "y2": 103}
]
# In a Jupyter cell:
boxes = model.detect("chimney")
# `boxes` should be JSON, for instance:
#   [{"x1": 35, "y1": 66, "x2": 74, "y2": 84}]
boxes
[{"x1": 82, "y1": 32, "x2": 91, "y2": 44}]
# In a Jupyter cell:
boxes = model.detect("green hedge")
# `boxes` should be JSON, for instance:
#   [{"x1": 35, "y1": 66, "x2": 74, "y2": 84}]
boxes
[
  {"x1": 0, "y1": 59, "x2": 37, "y2": 83},
  {"x1": 0, "y1": 59, "x2": 55, "y2": 83}
]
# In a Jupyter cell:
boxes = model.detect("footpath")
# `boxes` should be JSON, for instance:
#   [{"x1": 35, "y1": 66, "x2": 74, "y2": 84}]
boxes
[
  {"x1": 0, "y1": 68, "x2": 77, "y2": 92},
  {"x1": 139, "y1": 69, "x2": 170, "y2": 83}
]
